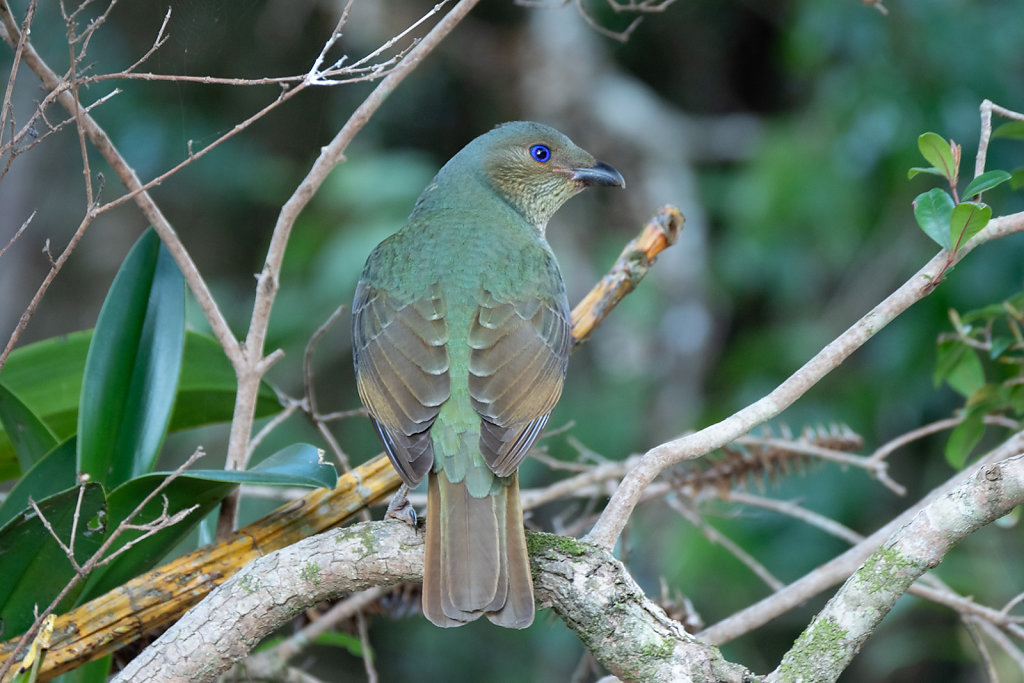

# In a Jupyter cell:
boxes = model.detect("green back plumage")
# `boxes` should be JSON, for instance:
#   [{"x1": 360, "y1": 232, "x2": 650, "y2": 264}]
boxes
[{"x1": 352, "y1": 121, "x2": 624, "y2": 628}]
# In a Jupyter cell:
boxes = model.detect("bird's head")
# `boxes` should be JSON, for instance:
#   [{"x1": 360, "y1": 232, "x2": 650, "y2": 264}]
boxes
[{"x1": 450, "y1": 121, "x2": 625, "y2": 230}]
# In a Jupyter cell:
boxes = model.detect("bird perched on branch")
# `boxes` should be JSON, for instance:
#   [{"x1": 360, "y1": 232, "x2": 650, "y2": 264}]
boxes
[{"x1": 352, "y1": 121, "x2": 624, "y2": 628}]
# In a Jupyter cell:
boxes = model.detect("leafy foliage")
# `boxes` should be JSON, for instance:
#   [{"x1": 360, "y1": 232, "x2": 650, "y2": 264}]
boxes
[
  {"x1": 933, "y1": 293, "x2": 1024, "y2": 467},
  {"x1": 909, "y1": 131, "x2": 1013, "y2": 255},
  {"x1": 0, "y1": 230, "x2": 337, "y2": 645}
]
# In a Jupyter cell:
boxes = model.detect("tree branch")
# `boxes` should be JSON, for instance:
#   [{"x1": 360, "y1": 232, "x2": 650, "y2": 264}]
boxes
[
  {"x1": 586, "y1": 210, "x2": 1024, "y2": 550},
  {"x1": 768, "y1": 453, "x2": 1024, "y2": 682},
  {"x1": 111, "y1": 521, "x2": 755, "y2": 683},
  {"x1": 112, "y1": 449, "x2": 1024, "y2": 683},
  {"x1": 701, "y1": 429, "x2": 1024, "y2": 644}
]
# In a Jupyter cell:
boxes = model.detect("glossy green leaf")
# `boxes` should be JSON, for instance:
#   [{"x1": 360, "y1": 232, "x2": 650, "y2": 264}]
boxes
[
  {"x1": 0, "y1": 483, "x2": 106, "y2": 637},
  {"x1": 933, "y1": 341, "x2": 985, "y2": 397},
  {"x1": 76, "y1": 444, "x2": 335, "y2": 600},
  {"x1": 949, "y1": 202, "x2": 991, "y2": 248},
  {"x1": 912, "y1": 188, "x2": 955, "y2": 249},
  {"x1": 0, "y1": 437, "x2": 77, "y2": 529},
  {"x1": 962, "y1": 170, "x2": 1012, "y2": 198},
  {"x1": 78, "y1": 229, "x2": 185, "y2": 487},
  {"x1": 992, "y1": 121, "x2": 1024, "y2": 140},
  {"x1": 945, "y1": 384, "x2": 1004, "y2": 469},
  {"x1": 178, "y1": 444, "x2": 338, "y2": 489},
  {"x1": 0, "y1": 383, "x2": 57, "y2": 474},
  {"x1": 0, "y1": 331, "x2": 282, "y2": 482},
  {"x1": 917, "y1": 132, "x2": 957, "y2": 183},
  {"x1": 77, "y1": 474, "x2": 236, "y2": 601},
  {"x1": 906, "y1": 166, "x2": 947, "y2": 180}
]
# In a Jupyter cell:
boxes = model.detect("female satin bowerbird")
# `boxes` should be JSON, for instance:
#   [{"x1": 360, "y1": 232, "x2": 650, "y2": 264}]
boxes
[{"x1": 352, "y1": 121, "x2": 624, "y2": 628}]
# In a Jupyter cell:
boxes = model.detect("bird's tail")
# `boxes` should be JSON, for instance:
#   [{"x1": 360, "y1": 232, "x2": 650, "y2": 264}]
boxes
[{"x1": 422, "y1": 470, "x2": 534, "y2": 628}]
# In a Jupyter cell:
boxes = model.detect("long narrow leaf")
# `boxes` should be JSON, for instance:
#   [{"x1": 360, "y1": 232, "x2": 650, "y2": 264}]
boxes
[
  {"x1": 0, "y1": 383, "x2": 58, "y2": 474},
  {"x1": 77, "y1": 476, "x2": 236, "y2": 601},
  {"x1": 77, "y1": 229, "x2": 185, "y2": 487},
  {"x1": 0, "y1": 331, "x2": 282, "y2": 482},
  {"x1": 0, "y1": 483, "x2": 106, "y2": 637},
  {"x1": 0, "y1": 438, "x2": 77, "y2": 529}
]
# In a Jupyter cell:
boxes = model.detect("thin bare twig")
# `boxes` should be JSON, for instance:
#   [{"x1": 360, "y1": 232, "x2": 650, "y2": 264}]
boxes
[
  {"x1": 726, "y1": 491, "x2": 864, "y2": 546},
  {"x1": 701, "y1": 429, "x2": 1024, "y2": 645},
  {"x1": 666, "y1": 495, "x2": 784, "y2": 591},
  {"x1": 217, "y1": 0, "x2": 485, "y2": 537},
  {"x1": 0, "y1": 448, "x2": 205, "y2": 681},
  {"x1": 356, "y1": 609, "x2": 377, "y2": 683},
  {"x1": 0, "y1": 0, "x2": 36, "y2": 139},
  {"x1": 0, "y1": 210, "x2": 35, "y2": 259},
  {"x1": 975, "y1": 100, "x2": 1024, "y2": 180},
  {"x1": 588, "y1": 210, "x2": 1024, "y2": 551}
]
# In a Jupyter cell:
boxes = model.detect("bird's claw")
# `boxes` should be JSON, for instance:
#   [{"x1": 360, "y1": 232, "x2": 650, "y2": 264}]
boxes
[{"x1": 384, "y1": 483, "x2": 417, "y2": 526}]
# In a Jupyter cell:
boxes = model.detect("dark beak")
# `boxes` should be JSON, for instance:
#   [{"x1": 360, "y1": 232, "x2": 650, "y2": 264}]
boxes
[{"x1": 571, "y1": 160, "x2": 625, "y2": 189}]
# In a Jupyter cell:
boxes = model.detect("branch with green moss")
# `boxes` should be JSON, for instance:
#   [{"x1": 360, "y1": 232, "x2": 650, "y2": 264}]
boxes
[
  {"x1": 110, "y1": 450, "x2": 1024, "y2": 683},
  {"x1": 769, "y1": 453, "x2": 1024, "y2": 683}
]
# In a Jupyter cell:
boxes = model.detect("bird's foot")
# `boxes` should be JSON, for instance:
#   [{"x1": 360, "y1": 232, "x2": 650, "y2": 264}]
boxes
[{"x1": 384, "y1": 483, "x2": 417, "y2": 526}]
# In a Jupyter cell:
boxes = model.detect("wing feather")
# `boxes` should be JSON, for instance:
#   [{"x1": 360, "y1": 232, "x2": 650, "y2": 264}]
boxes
[
  {"x1": 468, "y1": 268, "x2": 570, "y2": 476},
  {"x1": 353, "y1": 279, "x2": 450, "y2": 486}
]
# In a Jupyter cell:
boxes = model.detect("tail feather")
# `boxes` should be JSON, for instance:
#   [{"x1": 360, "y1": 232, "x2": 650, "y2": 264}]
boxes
[
  {"x1": 486, "y1": 473, "x2": 534, "y2": 628},
  {"x1": 421, "y1": 471, "x2": 534, "y2": 628}
]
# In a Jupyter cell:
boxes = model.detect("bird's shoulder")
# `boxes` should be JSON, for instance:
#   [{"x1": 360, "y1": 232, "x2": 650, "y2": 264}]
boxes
[{"x1": 362, "y1": 207, "x2": 562, "y2": 302}]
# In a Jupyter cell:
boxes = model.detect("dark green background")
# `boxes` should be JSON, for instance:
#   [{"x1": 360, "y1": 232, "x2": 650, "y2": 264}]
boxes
[{"x1": 1, "y1": 0, "x2": 1023, "y2": 680}]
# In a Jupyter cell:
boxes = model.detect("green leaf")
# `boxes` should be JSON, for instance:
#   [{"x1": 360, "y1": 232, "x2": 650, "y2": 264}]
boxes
[
  {"x1": 0, "y1": 483, "x2": 106, "y2": 637},
  {"x1": 55, "y1": 655, "x2": 112, "y2": 683},
  {"x1": 177, "y1": 444, "x2": 338, "y2": 489},
  {"x1": 989, "y1": 336, "x2": 1013, "y2": 360},
  {"x1": 169, "y1": 333, "x2": 282, "y2": 433},
  {"x1": 1010, "y1": 169, "x2": 1024, "y2": 191},
  {"x1": 0, "y1": 331, "x2": 282, "y2": 482},
  {"x1": 1010, "y1": 384, "x2": 1024, "y2": 415},
  {"x1": 945, "y1": 384, "x2": 1006, "y2": 469},
  {"x1": 945, "y1": 412, "x2": 983, "y2": 469},
  {"x1": 78, "y1": 229, "x2": 185, "y2": 487},
  {"x1": 77, "y1": 474, "x2": 236, "y2": 601},
  {"x1": 907, "y1": 166, "x2": 948, "y2": 180},
  {"x1": 949, "y1": 202, "x2": 992, "y2": 248},
  {"x1": 0, "y1": 383, "x2": 58, "y2": 474},
  {"x1": 0, "y1": 437, "x2": 77, "y2": 529},
  {"x1": 992, "y1": 121, "x2": 1024, "y2": 140},
  {"x1": 76, "y1": 444, "x2": 335, "y2": 600},
  {"x1": 917, "y1": 132, "x2": 957, "y2": 183},
  {"x1": 913, "y1": 188, "x2": 955, "y2": 249},
  {"x1": 315, "y1": 630, "x2": 365, "y2": 656},
  {"x1": 933, "y1": 340, "x2": 985, "y2": 396},
  {"x1": 962, "y1": 170, "x2": 1012, "y2": 198}
]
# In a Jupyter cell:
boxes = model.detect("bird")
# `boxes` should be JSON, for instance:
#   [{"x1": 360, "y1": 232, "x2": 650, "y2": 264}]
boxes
[{"x1": 351, "y1": 121, "x2": 624, "y2": 628}]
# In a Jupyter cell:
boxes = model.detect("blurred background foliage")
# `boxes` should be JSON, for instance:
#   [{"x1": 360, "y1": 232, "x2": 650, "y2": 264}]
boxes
[{"x1": 2, "y1": 0, "x2": 1024, "y2": 680}]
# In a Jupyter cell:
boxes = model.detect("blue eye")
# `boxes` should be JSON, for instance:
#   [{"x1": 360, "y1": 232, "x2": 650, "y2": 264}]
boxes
[{"x1": 529, "y1": 144, "x2": 551, "y2": 163}]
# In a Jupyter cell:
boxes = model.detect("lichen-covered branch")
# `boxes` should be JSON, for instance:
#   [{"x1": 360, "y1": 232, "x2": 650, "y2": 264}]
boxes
[
  {"x1": 701, "y1": 429, "x2": 1024, "y2": 644},
  {"x1": 112, "y1": 522, "x2": 755, "y2": 683},
  {"x1": 111, "y1": 451, "x2": 1024, "y2": 683},
  {"x1": 768, "y1": 454, "x2": 1024, "y2": 683}
]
